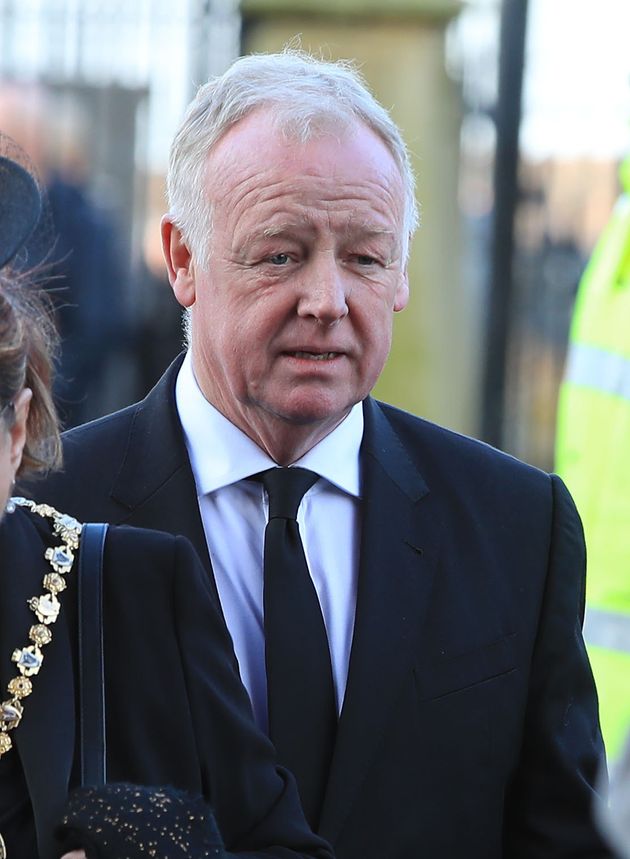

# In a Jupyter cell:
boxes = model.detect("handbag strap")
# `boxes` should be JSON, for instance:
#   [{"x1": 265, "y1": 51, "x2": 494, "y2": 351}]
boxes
[{"x1": 77, "y1": 522, "x2": 109, "y2": 787}]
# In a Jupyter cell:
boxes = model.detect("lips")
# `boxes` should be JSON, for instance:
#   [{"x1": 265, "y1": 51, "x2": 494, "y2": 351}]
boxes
[{"x1": 288, "y1": 351, "x2": 340, "y2": 361}]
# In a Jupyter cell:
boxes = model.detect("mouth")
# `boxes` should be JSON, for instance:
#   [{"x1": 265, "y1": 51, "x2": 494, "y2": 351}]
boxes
[{"x1": 285, "y1": 351, "x2": 341, "y2": 361}]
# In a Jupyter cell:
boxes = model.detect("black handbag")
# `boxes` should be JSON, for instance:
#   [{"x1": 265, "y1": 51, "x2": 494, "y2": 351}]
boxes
[{"x1": 77, "y1": 522, "x2": 109, "y2": 787}]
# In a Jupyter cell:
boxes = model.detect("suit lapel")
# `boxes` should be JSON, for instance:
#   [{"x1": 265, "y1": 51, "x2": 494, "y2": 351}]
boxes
[
  {"x1": 0, "y1": 509, "x2": 75, "y2": 859},
  {"x1": 110, "y1": 355, "x2": 212, "y2": 580},
  {"x1": 319, "y1": 398, "x2": 442, "y2": 843}
]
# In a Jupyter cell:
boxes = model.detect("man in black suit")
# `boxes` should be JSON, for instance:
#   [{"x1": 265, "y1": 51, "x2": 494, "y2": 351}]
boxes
[{"x1": 35, "y1": 51, "x2": 612, "y2": 857}]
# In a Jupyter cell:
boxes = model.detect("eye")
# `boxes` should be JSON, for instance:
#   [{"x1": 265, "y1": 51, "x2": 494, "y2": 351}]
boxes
[
  {"x1": 268, "y1": 253, "x2": 290, "y2": 265},
  {"x1": 355, "y1": 254, "x2": 377, "y2": 266}
]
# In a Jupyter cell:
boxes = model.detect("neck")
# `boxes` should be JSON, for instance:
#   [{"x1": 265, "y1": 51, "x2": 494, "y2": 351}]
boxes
[{"x1": 233, "y1": 411, "x2": 348, "y2": 466}]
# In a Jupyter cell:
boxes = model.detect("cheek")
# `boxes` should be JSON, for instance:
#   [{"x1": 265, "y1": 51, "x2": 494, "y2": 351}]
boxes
[
  {"x1": 219, "y1": 316, "x2": 270, "y2": 381},
  {"x1": 365, "y1": 330, "x2": 392, "y2": 380},
  {"x1": 355, "y1": 299, "x2": 394, "y2": 355}
]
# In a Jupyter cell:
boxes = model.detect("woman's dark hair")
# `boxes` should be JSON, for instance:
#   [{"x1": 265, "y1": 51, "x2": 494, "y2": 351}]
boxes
[{"x1": 0, "y1": 269, "x2": 61, "y2": 474}]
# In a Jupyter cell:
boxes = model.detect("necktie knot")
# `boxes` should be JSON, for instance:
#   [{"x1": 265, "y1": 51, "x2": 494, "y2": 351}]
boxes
[{"x1": 259, "y1": 467, "x2": 319, "y2": 520}]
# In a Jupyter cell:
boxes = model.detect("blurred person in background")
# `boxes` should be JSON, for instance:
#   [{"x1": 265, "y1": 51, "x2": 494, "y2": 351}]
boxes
[
  {"x1": 0, "y1": 145, "x2": 332, "y2": 859},
  {"x1": 556, "y1": 152, "x2": 630, "y2": 762},
  {"x1": 34, "y1": 51, "x2": 612, "y2": 858},
  {"x1": 0, "y1": 81, "x2": 129, "y2": 428}
]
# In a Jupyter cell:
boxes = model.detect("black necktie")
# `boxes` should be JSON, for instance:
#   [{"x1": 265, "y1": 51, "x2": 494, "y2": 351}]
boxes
[{"x1": 259, "y1": 466, "x2": 336, "y2": 828}]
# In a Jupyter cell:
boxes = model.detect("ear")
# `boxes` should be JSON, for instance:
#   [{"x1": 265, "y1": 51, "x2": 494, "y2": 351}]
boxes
[
  {"x1": 161, "y1": 215, "x2": 197, "y2": 308},
  {"x1": 393, "y1": 266, "x2": 409, "y2": 313},
  {"x1": 9, "y1": 388, "x2": 32, "y2": 476}
]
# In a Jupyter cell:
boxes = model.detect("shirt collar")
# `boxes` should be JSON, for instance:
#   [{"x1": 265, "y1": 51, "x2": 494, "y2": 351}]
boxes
[{"x1": 175, "y1": 351, "x2": 363, "y2": 499}]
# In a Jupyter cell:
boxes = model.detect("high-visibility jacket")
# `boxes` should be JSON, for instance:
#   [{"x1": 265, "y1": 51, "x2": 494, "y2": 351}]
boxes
[{"x1": 555, "y1": 155, "x2": 630, "y2": 761}]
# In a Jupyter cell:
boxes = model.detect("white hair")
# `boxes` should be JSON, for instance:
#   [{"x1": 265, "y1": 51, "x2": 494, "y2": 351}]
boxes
[{"x1": 166, "y1": 49, "x2": 419, "y2": 269}]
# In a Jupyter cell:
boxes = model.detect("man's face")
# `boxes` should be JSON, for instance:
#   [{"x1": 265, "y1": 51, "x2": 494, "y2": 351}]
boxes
[{"x1": 164, "y1": 110, "x2": 409, "y2": 458}]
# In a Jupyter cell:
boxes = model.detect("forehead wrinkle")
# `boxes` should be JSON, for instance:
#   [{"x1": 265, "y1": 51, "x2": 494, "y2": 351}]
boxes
[
  {"x1": 254, "y1": 218, "x2": 401, "y2": 268},
  {"x1": 345, "y1": 223, "x2": 395, "y2": 239},
  {"x1": 209, "y1": 149, "x2": 405, "y2": 250},
  {"x1": 262, "y1": 218, "x2": 313, "y2": 239},
  {"x1": 215, "y1": 160, "x2": 401, "y2": 213},
  {"x1": 259, "y1": 219, "x2": 398, "y2": 247},
  {"x1": 214, "y1": 170, "x2": 288, "y2": 216}
]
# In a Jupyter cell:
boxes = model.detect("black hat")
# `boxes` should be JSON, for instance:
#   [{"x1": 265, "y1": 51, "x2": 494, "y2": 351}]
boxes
[{"x1": 0, "y1": 155, "x2": 42, "y2": 270}]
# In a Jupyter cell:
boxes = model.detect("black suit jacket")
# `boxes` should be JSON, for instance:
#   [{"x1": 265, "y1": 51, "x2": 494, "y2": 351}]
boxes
[
  {"x1": 31, "y1": 356, "x2": 612, "y2": 858},
  {"x1": 0, "y1": 507, "x2": 333, "y2": 859}
]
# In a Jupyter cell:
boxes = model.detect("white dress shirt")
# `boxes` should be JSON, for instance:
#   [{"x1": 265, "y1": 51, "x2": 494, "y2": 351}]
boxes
[{"x1": 175, "y1": 352, "x2": 362, "y2": 730}]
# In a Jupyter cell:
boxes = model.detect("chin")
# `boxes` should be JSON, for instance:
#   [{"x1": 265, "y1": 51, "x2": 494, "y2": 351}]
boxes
[{"x1": 273, "y1": 392, "x2": 357, "y2": 427}]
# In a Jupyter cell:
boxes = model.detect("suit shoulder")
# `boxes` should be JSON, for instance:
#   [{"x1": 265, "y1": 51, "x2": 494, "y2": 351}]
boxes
[
  {"x1": 103, "y1": 525, "x2": 209, "y2": 595},
  {"x1": 104, "y1": 522, "x2": 203, "y2": 560},
  {"x1": 372, "y1": 402, "x2": 581, "y2": 554},
  {"x1": 23, "y1": 402, "x2": 140, "y2": 515},
  {"x1": 62, "y1": 402, "x2": 138, "y2": 459},
  {"x1": 60, "y1": 356, "x2": 181, "y2": 467},
  {"x1": 374, "y1": 399, "x2": 552, "y2": 491},
  {"x1": 24, "y1": 361, "x2": 185, "y2": 522},
  {"x1": 104, "y1": 522, "x2": 177, "y2": 568}
]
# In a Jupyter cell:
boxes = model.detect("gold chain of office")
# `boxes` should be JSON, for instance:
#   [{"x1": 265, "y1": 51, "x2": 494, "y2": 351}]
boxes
[{"x1": 0, "y1": 497, "x2": 82, "y2": 759}]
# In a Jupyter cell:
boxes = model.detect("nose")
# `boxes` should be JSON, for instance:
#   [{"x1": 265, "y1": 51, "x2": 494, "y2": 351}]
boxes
[{"x1": 297, "y1": 254, "x2": 349, "y2": 326}]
